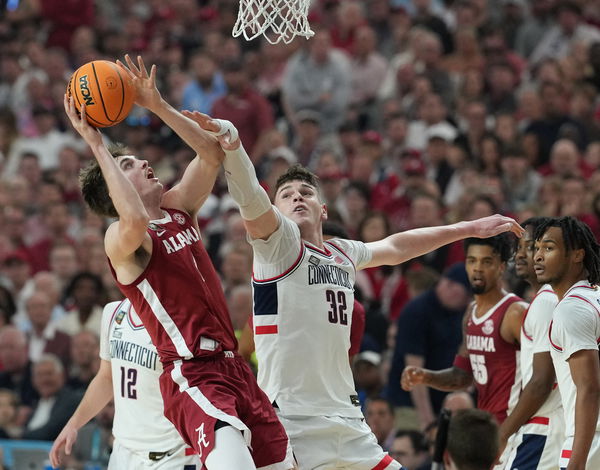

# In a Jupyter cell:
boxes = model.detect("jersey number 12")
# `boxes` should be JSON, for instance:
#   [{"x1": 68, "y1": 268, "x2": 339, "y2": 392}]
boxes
[{"x1": 120, "y1": 367, "x2": 138, "y2": 399}]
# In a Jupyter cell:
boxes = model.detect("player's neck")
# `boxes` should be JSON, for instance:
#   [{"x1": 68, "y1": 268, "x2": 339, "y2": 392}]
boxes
[
  {"x1": 474, "y1": 288, "x2": 506, "y2": 315},
  {"x1": 300, "y1": 226, "x2": 324, "y2": 249},
  {"x1": 552, "y1": 270, "x2": 588, "y2": 299}
]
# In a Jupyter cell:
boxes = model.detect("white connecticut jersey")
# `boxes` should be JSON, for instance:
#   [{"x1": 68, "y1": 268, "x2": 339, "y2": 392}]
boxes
[
  {"x1": 520, "y1": 285, "x2": 562, "y2": 417},
  {"x1": 549, "y1": 281, "x2": 600, "y2": 438},
  {"x1": 99, "y1": 300, "x2": 188, "y2": 452},
  {"x1": 249, "y1": 208, "x2": 371, "y2": 418}
]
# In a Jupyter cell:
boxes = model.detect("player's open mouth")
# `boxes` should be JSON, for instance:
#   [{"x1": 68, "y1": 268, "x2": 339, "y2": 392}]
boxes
[
  {"x1": 534, "y1": 265, "x2": 544, "y2": 274},
  {"x1": 293, "y1": 205, "x2": 307, "y2": 213},
  {"x1": 147, "y1": 168, "x2": 155, "y2": 179}
]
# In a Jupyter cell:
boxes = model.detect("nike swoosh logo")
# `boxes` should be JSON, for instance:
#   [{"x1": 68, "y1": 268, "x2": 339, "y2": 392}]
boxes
[{"x1": 156, "y1": 230, "x2": 166, "y2": 236}]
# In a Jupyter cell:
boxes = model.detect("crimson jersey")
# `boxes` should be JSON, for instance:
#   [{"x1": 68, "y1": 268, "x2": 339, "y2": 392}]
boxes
[
  {"x1": 110, "y1": 208, "x2": 237, "y2": 362},
  {"x1": 458, "y1": 293, "x2": 523, "y2": 424}
]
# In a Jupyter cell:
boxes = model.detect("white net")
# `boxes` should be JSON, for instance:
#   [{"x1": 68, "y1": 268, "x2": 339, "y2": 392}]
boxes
[{"x1": 233, "y1": 0, "x2": 314, "y2": 45}]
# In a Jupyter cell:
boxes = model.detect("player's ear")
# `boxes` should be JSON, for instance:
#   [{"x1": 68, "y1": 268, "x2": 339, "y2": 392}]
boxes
[{"x1": 321, "y1": 204, "x2": 328, "y2": 221}]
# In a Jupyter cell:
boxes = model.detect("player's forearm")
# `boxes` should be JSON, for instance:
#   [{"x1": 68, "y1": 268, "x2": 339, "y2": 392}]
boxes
[
  {"x1": 410, "y1": 385, "x2": 436, "y2": 430},
  {"x1": 90, "y1": 143, "x2": 149, "y2": 221},
  {"x1": 152, "y1": 99, "x2": 221, "y2": 161},
  {"x1": 423, "y1": 367, "x2": 473, "y2": 392},
  {"x1": 499, "y1": 377, "x2": 554, "y2": 441},
  {"x1": 64, "y1": 369, "x2": 113, "y2": 430},
  {"x1": 570, "y1": 383, "x2": 600, "y2": 469}
]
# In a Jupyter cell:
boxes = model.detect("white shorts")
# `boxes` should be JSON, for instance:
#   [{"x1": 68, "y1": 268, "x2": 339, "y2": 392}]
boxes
[
  {"x1": 108, "y1": 440, "x2": 201, "y2": 469},
  {"x1": 501, "y1": 410, "x2": 564, "y2": 470},
  {"x1": 278, "y1": 414, "x2": 403, "y2": 470},
  {"x1": 558, "y1": 432, "x2": 600, "y2": 470}
]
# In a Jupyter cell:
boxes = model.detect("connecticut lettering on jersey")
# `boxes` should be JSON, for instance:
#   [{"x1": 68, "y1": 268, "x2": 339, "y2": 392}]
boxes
[
  {"x1": 466, "y1": 335, "x2": 496, "y2": 352},
  {"x1": 162, "y1": 227, "x2": 201, "y2": 254},
  {"x1": 308, "y1": 264, "x2": 352, "y2": 288},
  {"x1": 109, "y1": 339, "x2": 159, "y2": 370}
]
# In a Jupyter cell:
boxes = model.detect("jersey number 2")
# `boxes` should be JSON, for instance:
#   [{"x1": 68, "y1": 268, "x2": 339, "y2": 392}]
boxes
[
  {"x1": 120, "y1": 367, "x2": 138, "y2": 399},
  {"x1": 326, "y1": 290, "x2": 348, "y2": 325}
]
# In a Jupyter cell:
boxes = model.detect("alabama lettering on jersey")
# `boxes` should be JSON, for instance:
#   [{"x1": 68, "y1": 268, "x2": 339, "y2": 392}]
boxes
[
  {"x1": 99, "y1": 300, "x2": 189, "y2": 453},
  {"x1": 549, "y1": 281, "x2": 600, "y2": 438},
  {"x1": 465, "y1": 293, "x2": 523, "y2": 424},
  {"x1": 250, "y1": 208, "x2": 371, "y2": 418},
  {"x1": 520, "y1": 285, "x2": 562, "y2": 418},
  {"x1": 109, "y1": 209, "x2": 237, "y2": 362}
]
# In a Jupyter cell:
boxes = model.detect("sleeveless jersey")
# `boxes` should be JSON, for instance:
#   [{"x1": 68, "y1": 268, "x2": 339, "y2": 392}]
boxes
[
  {"x1": 109, "y1": 209, "x2": 237, "y2": 362},
  {"x1": 520, "y1": 285, "x2": 562, "y2": 418},
  {"x1": 99, "y1": 300, "x2": 188, "y2": 452},
  {"x1": 465, "y1": 293, "x2": 523, "y2": 423},
  {"x1": 249, "y1": 209, "x2": 371, "y2": 418},
  {"x1": 549, "y1": 281, "x2": 600, "y2": 438}
]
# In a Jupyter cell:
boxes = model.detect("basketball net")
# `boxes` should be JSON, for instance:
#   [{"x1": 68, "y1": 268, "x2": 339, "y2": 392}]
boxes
[{"x1": 233, "y1": 0, "x2": 314, "y2": 44}]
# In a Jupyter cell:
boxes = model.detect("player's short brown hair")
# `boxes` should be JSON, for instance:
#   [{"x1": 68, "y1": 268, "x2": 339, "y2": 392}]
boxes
[
  {"x1": 79, "y1": 143, "x2": 130, "y2": 218},
  {"x1": 274, "y1": 164, "x2": 321, "y2": 200}
]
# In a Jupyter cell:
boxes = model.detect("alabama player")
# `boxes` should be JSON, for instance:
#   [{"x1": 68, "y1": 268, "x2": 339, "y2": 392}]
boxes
[
  {"x1": 497, "y1": 217, "x2": 564, "y2": 469},
  {"x1": 402, "y1": 234, "x2": 526, "y2": 429},
  {"x1": 185, "y1": 112, "x2": 524, "y2": 470},
  {"x1": 64, "y1": 55, "x2": 295, "y2": 470},
  {"x1": 535, "y1": 216, "x2": 600, "y2": 470},
  {"x1": 50, "y1": 299, "x2": 200, "y2": 469}
]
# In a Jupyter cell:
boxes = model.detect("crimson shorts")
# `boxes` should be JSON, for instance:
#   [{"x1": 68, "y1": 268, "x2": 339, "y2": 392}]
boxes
[{"x1": 160, "y1": 352, "x2": 289, "y2": 467}]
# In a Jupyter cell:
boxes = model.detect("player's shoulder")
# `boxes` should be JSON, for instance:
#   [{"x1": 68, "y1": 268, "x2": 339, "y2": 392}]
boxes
[{"x1": 102, "y1": 299, "x2": 129, "y2": 320}]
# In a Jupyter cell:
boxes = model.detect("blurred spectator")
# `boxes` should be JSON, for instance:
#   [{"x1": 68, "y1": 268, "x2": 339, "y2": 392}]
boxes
[
  {"x1": 500, "y1": 145, "x2": 543, "y2": 212},
  {"x1": 22, "y1": 354, "x2": 81, "y2": 440},
  {"x1": 387, "y1": 263, "x2": 471, "y2": 430},
  {"x1": 1, "y1": 251, "x2": 31, "y2": 304},
  {"x1": 443, "y1": 409, "x2": 499, "y2": 470},
  {"x1": 514, "y1": 0, "x2": 556, "y2": 59},
  {"x1": 220, "y1": 241, "x2": 253, "y2": 296},
  {"x1": 49, "y1": 243, "x2": 80, "y2": 291},
  {"x1": 441, "y1": 27, "x2": 485, "y2": 79},
  {"x1": 0, "y1": 326, "x2": 38, "y2": 412},
  {"x1": 441, "y1": 390, "x2": 476, "y2": 413},
  {"x1": 66, "y1": 330, "x2": 100, "y2": 392},
  {"x1": 227, "y1": 284, "x2": 253, "y2": 334},
  {"x1": 282, "y1": 28, "x2": 351, "y2": 133},
  {"x1": 406, "y1": 93, "x2": 457, "y2": 151},
  {"x1": 365, "y1": 397, "x2": 396, "y2": 452},
  {"x1": 182, "y1": 51, "x2": 227, "y2": 115},
  {"x1": 540, "y1": 138, "x2": 592, "y2": 179},
  {"x1": 389, "y1": 429, "x2": 430, "y2": 470},
  {"x1": 330, "y1": 0, "x2": 367, "y2": 52},
  {"x1": 0, "y1": 388, "x2": 21, "y2": 439},
  {"x1": 25, "y1": 291, "x2": 71, "y2": 366},
  {"x1": 353, "y1": 351, "x2": 385, "y2": 406},
  {"x1": 57, "y1": 272, "x2": 105, "y2": 336},
  {"x1": 411, "y1": 0, "x2": 454, "y2": 55},
  {"x1": 212, "y1": 58, "x2": 275, "y2": 162},
  {"x1": 530, "y1": 1, "x2": 600, "y2": 66}
]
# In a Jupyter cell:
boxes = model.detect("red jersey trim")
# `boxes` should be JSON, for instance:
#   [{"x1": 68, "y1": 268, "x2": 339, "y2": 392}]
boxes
[
  {"x1": 255, "y1": 325, "x2": 278, "y2": 335},
  {"x1": 565, "y1": 294, "x2": 600, "y2": 318},
  {"x1": 326, "y1": 241, "x2": 357, "y2": 271},
  {"x1": 548, "y1": 320, "x2": 563, "y2": 352},
  {"x1": 371, "y1": 454, "x2": 394, "y2": 470},
  {"x1": 303, "y1": 242, "x2": 331, "y2": 257},
  {"x1": 252, "y1": 240, "x2": 304, "y2": 283},
  {"x1": 128, "y1": 303, "x2": 144, "y2": 329},
  {"x1": 561, "y1": 449, "x2": 572, "y2": 459},
  {"x1": 526, "y1": 416, "x2": 549, "y2": 425}
]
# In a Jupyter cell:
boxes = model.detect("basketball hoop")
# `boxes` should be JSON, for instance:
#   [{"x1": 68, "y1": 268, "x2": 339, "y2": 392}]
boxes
[{"x1": 233, "y1": 0, "x2": 314, "y2": 45}]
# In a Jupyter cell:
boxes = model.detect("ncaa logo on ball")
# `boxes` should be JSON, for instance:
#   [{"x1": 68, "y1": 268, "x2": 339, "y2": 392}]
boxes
[
  {"x1": 78, "y1": 75, "x2": 95, "y2": 106},
  {"x1": 105, "y1": 76, "x2": 117, "y2": 90}
]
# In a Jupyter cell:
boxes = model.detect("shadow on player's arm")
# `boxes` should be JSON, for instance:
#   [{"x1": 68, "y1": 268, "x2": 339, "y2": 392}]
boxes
[
  {"x1": 117, "y1": 55, "x2": 224, "y2": 217},
  {"x1": 499, "y1": 301, "x2": 526, "y2": 346},
  {"x1": 401, "y1": 306, "x2": 474, "y2": 394},
  {"x1": 49, "y1": 360, "x2": 113, "y2": 468}
]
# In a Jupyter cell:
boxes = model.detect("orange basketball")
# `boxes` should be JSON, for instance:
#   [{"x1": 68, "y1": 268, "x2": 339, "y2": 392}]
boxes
[{"x1": 66, "y1": 60, "x2": 135, "y2": 128}]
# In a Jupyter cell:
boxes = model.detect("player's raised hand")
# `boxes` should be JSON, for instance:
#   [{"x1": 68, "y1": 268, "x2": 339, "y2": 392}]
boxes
[
  {"x1": 49, "y1": 424, "x2": 78, "y2": 467},
  {"x1": 63, "y1": 95, "x2": 103, "y2": 148},
  {"x1": 466, "y1": 214, "x2": 525, "y2": 239},
  {"x1": 182, "y1": 111, "x2": 241, "y2": 151},
  {"x1": 116, "y1": 55, "x2": 160, "y2": 112},
  {"x1": 401, "y1": 366, "x2": 427, "y2": 391}
]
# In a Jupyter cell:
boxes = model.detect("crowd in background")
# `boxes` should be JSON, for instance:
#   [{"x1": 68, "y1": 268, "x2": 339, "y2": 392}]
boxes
[{"x1": 0, "y1": 0, "x2": 599, "y2": 468}]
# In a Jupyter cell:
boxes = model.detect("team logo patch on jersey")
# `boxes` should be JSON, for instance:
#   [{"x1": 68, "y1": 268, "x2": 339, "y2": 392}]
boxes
[
  {"x1": 334, "y1": 255, "x2": 348, "y2": 266},
  {"x1": 309, "y1": 255, "x2": 320, "y2": 266},
  {"x1": 115, "y1": 311, "x2": 126, "y2": 324},
  {"x1": 173, "y1": 212, "x2": 186, "y2": 224},
  {"x1": 482, "y1": 319, "x2": 494, "y2": 335},
  {"x1": 112, "y1": 329, "x2": 122, "y2": 339}
]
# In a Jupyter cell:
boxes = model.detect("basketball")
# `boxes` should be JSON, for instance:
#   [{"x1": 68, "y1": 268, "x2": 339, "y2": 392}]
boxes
[{"x1": 66, "y1": 60, "x2": 135, "y2": 128}]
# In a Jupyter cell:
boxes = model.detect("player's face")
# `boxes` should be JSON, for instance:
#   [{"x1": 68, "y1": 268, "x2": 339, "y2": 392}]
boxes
[
  {"x1": 533, "y1": 226, "x2": 569, "y2": 285},
  {"x1": 117, "y1": 155, "x2": 163, "y2": 196},
  {"x1": 465, "y1": 244, "x2": 505, "y2": 295},
  {"x1": 274, "y1": 180, "x2": 326, "y2": 231},
  {"x1": 515, "y1": 225, "x2": 536, "y2": 282}
]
